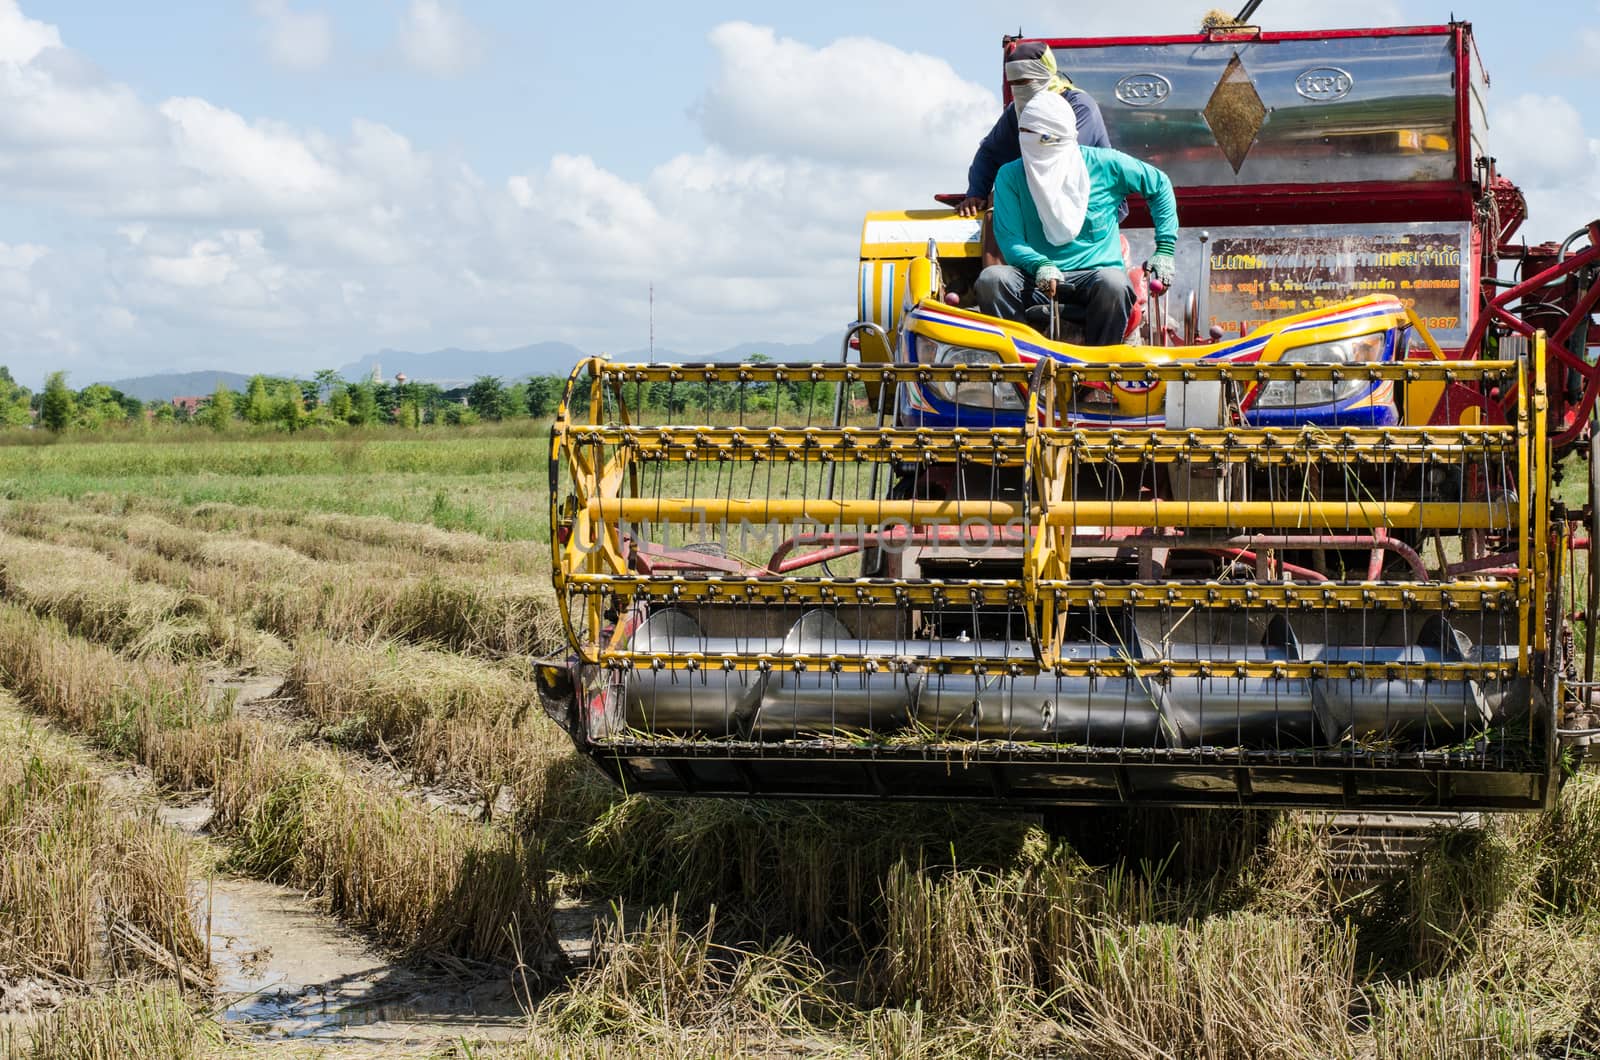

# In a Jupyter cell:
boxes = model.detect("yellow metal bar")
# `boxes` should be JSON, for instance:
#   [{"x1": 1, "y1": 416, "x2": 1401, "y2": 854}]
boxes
[
  {"x1": 592, "y1": 360, "x2": 1519, "y2": 385},
  {"x1": 1402, "y1": 306, "x2": 1450, "y2": 426},
  {"x1": 1532, "y1": 332, "x2": 1550, "y2": 654},
  {"x1": 599, "y1": 650, "x2": 1515, "y2": 681},
  {"x1": 569, "y1": 426, "x2": 1025, "y2": 446},
  {"x1": 1516, "y1": 354, "x2": 1531, "y2": 675},
  {"x1": 560, "y1": 425, "x2": 1514, "y2": 465},
  {"x1": 567, "y1": 573, "x2": 1520, "y2": 611},
  {"x1": 591, "y1": 497, "x2": 1515, "y2": 530},
  {"x1": 1046, "y1": 426, "x2": 1516, "y2": 445}
]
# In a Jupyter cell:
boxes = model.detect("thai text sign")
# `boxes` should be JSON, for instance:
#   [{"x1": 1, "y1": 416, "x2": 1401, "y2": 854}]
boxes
[{"x1": 1206, "y1": 227, "x2": 1469, "y2": 342}]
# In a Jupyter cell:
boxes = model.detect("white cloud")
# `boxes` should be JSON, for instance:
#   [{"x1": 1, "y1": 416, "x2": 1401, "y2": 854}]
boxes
[
  {"x1": 0, "y1": 48, "x2": 157, "y2": 154},
  {"x1": 1490, "y1": 94, "x2": 1591, "y2": 188},
  {"x1": 143, "y1": 237, "x2": 242, "y2": 288},
  {"x1": 0, "y1": 241, "x2": 47, "y2": 270},
  {"x1": 0, "y1": 0, "x2": 58, "y2": 65},
  {"x1": 0, "y1": 238, "x2": 63, "y2": 367},
  {"x1": 395, "y1": 0, "x2": 482, "y2": 77},
  {"x1": 252, "y1": 0, "x2": 333, "y2": 72},
  {"x1": 1489, "y1": 93, "x2": 1600, "y2": 244},
  {"x1": 697, "y1": 23, "x2": 995, "y2": 167},
  {"x1": 159, "y1": 97, "x2": 348, "y2": 212}
]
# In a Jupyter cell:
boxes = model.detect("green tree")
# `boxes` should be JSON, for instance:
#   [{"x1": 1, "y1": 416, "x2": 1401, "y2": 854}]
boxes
[
  {"x1": 0, "y1": 367, "x2": 31, "y2": 426},
  {"x1": 202, "y1": 382, "x2": 235, "y2": 431},
  {"x1": 445, "y1": 403, "x2": 479, "y2": 426},
  {"x1": 347, "y1": 381, "x2": 379, "y2": 426},
  {"x1": 312, "y1": 369, "x2": 342, "y2": 403},
  {"x1": 244, "y1": 375, "x2": 273, "y2": 425},
  {"x1": 373, "y1": 383, "x2": 398, "y2": 423},
  {"x1": 40, "y1": 372, "x2": 74, "y2": 432},
  {"x1": 524, "y1": 376, "x2": 560, "y2": 417},
  {"x1": 72, "y1": 384, "x2": 134, "y2": 429},
  {"x1": 396, "y1": 399, "x2": 421, "y2": 429},
  {"x1": 276, "y1": 385, "x2": 308, "y2": 432},
  {"x1": 466, "y1": 376, "x2": 508, "y2": 420},
  {"x1": 411, "y1": 382, "x2": 444, "y2": 422},
  {"x1": 326, "y1": 385, "x2": 353, "y2": 422},
  {"x1": 504, "y1": 382, "x2": 529, "y2": 419}
]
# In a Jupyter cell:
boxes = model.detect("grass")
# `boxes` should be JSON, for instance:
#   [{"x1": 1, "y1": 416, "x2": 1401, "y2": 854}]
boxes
[
  {"x1": 7, "y1": 984, "x2": 214, "y2": 1060},
  {"x1": 3, "y1": 432, "x2": 1600, "y2": 1056},
  {"x1": 0, "y1": 443, "x2": 553, "y2": 541},
  {"x1": 284, "y1": 635, "x2": 563, "y2": 812},
  {"x1": 1, "y1": 503, "x2": 560, "y2": 658},
  {"x1": 538, "y1": 902, "x2": 840, "y2": 1038},
  {"x1": 0, "y1": 706, "x2": 207, "y2": 992},
  {"x1": 0, "y1": 432, "x2": 549, "y2": 478},
  {"x1": 0, "y1": 536, "x2": 242, "y2": 662},
  {"x1": 567, "y1": 795, "x2": 1046, "y2": 951}
]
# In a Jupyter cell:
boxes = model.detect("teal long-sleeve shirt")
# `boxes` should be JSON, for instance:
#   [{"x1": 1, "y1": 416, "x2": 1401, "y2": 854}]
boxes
[{"x1": 991, "y1": 147, "x2": 1178, "y2": 276}]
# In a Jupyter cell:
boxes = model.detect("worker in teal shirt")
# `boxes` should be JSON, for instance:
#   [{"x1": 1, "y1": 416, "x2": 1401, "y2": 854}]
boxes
[{"x1": 976, "y1": 91, "x2": 1179, "y2": 345}]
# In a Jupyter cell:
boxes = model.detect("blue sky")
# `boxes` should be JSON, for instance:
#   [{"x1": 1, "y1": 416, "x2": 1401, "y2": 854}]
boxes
[{"x1": 3, "y1": 0, "x2": 1599, "y2": 386}]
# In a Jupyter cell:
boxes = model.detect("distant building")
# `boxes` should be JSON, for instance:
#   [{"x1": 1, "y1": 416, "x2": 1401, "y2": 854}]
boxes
[{"x1": 171, "y1": 395, "x2": 204, "y2": 416}]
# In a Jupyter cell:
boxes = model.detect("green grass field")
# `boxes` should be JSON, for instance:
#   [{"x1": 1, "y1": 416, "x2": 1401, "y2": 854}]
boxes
[
  {"x1": 2, "y1": 427, "x2": 1599, "y2": 1058},
  {"x1": 0, "y1": 430, "x2": 553, "y2": 541}
]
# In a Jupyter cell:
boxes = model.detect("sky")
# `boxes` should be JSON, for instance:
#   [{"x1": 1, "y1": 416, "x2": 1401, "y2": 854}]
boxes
[{"x1": 2, "y1": 0, "x2": 1599, "y2": 387}]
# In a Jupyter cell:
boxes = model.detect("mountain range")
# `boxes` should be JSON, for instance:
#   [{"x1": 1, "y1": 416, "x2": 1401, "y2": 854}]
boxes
[{"x1": 99, "y1": 334, "x2": 842, "y2": 401}]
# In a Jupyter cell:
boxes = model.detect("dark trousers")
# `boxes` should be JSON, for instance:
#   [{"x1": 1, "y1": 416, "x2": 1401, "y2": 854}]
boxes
[{"x1": 974, "y1": 264, "x2": 1134, "y2": 346}]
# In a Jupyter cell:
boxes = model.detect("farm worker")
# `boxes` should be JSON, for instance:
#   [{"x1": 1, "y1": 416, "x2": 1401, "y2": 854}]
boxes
[
  {"x1": 956, "y1": 42, "x2": 1113, "y2": 218},
  {"x1": 975, "y1": 91, "x2": 1178, "y2": 346}
]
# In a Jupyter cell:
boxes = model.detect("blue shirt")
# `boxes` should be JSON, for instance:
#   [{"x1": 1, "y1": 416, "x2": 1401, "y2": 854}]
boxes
[
  {"x1": 964, "y1": 89, "x2": 1111, "y2": 199},
  {"x1": 991, "y1": 148, "x2": 1178, "y2": 275}
]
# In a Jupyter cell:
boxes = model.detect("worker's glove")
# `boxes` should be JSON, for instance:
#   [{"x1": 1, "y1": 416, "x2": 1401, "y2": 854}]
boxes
[
  {"x1": 1148, "y1": 240, "x2": 1176, "y2": 286},
  {"x1": 1035, "y1": 264, "x2": 1064, "y2": 298}
]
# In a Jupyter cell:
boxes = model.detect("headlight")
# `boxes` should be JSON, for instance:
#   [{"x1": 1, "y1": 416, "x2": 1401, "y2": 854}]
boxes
[
  {"x1": 1254, "y1": 332, "x2": 1388, "y2": 408},
  {"x1": 929, "y1": 342, "x2": 1024, "y2": 410}
]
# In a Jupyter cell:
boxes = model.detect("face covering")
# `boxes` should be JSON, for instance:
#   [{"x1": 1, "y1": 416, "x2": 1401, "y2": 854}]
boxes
[
  {"x1": 1018, "y1": 92, "x2": 1090, "y2": 246},
  {"x1": 1005, "y1": 47, "x2": 1074, "y2": 113}
]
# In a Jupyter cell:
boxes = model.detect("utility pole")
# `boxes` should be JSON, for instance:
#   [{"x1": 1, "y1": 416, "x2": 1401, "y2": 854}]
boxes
[{"x1": 649, "y1": 282, "x2": 654, "y2": 359}]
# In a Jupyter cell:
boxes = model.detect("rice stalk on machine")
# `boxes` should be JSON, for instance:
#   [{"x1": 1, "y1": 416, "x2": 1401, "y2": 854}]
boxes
[{"x1": 539, "y1": 18, "x2": 1600, "y2": 812}]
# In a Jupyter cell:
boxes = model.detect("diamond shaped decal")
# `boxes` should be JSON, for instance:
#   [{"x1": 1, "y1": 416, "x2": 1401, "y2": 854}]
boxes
[{"x1": 1203, "y1": 52, "x2": 1266, "y2": 174}]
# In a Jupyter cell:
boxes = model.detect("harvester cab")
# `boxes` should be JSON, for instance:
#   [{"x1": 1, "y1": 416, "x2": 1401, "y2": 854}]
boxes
[{"x1": 543, "y1": 20, "x2": 1600, "y2": 814}]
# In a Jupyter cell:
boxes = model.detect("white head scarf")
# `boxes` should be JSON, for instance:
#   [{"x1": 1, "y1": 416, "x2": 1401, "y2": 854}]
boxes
[{"x1": 1019, "y1": 92, "x2": 1091, "y2": 246}]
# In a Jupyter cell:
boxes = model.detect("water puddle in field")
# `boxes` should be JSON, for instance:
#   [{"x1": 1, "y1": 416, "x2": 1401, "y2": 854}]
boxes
[
  {"x1": 202, "y1": 671, "x2": 290, "y2": 721},
  {"x1": 200, "y1": 876, "x2": 529, "y2": 1043}
]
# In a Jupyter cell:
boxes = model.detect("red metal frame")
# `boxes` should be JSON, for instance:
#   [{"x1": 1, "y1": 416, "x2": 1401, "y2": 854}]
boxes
[
  {"x1": 1034, "y1": 25, "x2": 1455, "y2": 47},
  {"x1": 1121, "y1": 182, "x2": 1475, "y2": 231},
  {"x1": 1466, "y1": 225, "x2": 1600, "y2": 442}
]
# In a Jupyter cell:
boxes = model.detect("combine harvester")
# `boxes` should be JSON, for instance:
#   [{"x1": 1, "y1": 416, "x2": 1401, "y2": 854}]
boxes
[{"x1": 541, "y1": 16, "x2": 1600, "y2": 816}]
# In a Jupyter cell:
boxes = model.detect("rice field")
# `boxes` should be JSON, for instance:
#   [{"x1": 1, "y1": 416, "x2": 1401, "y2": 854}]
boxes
[{"x1": 2, "y1": 428, "x2": 1600, "y2": 1058}]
